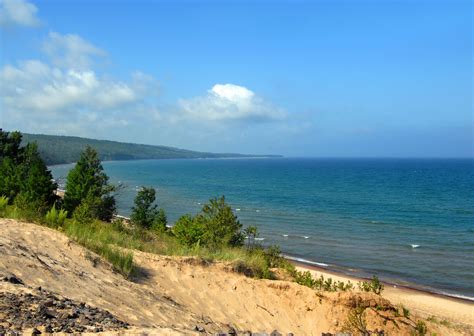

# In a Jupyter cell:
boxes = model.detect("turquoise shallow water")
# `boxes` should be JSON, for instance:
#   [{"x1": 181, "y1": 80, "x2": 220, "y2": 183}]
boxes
[{"x1": 51, "y1": 158, "x2": 474, "y2": 300}]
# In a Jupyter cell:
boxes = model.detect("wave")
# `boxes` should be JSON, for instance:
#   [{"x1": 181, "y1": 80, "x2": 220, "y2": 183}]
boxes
[
  {"x1": 282, "y1": 234, "x2": 289, "y2": 237},
  {"x1": 410, "y1": 244, "x2": 420, "y2": 248},
  {"x1": 283, "y1": 255, "x2": 329, "y2": 267},
  {"x1": 254, "y1": 237, "x2": 265, "y2": 241}
]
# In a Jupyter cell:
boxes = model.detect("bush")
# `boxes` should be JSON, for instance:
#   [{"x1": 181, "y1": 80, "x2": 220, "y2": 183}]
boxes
[
  {"x1": 263, "y1": 245, "x2": 283, "y2": 268},
  {"x1": 0, "y1": 196, "x2": 8, "y2": 216},
  {"x1": 358, "y1": 275, "x2": 384, "y2": 295},
  {"x1": 173, "y1": 196, "x2": 244, "y2": 249},
  {"x1": 73, "y1": 196, "x2": 98, "y2": 225},
  {"x1": 200, "y1": 196, "x2": 244, "y2": 248},
  {"x1": 173, "y1": 214, "x2": 205, "y2": 247},
  {"x1": 414, "y1": 320, "x2": 427, "y2": 336},
  {"x1": 152, "y1": 208, "x2": 167, "y2": 232},
  {"x1": 12, "y1": 192, "x2": 42, "y2": 221},
  {"x1": 44, "y1": 204, "x2": 68, "y2": 227}
]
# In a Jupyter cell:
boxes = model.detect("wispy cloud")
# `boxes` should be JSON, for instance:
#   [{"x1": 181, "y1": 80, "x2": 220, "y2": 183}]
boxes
[
  {"x1": 178, "y1": 83, "x2": 286, "y2": 122},
  {"x1": 0, "y1": 31, "x2": 158, "y2": 136},
  {"x1": 42, "y1": 32, "x2": 106, "y2": 70},
  {"x1": 0, "y1": 0, "x2": 40, "y2": 27}
]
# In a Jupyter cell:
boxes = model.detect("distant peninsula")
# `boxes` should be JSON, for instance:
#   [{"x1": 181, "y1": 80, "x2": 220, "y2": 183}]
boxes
[{"x1": 21, "y1": 133, "x2": 281, "y2": 165}]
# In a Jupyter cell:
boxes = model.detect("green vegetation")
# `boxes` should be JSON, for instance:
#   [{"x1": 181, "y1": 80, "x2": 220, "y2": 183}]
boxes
[
  {"x1": 0, "y1": 130, "x2": 58, "y2": 213},
  {"x1": 0, "y1": 196, "x2": 8, "y2": 216},
  {"x1": 44, "y1": 204, "x2": 68, "y2": 228},
  {"x1": 21, "y1": 133, "x2": 280, "y2": 165},
  {"x1": 173, "y1": 196, "x2": 244, "y2": 249},
  {"x1": 2, "y1": 130, "x2": 401, "y2": 314},
  {"x1": 64, "y1": 146, "x2": 116, "y2": 221},
  {"x1": 414, "y1": 320, "x2": 427, "y2": 336},
  {"x1": 131, "y1": 187, "x2": 166, "y2": 231},
  {"x1": 358, "y1": 275, "x2": 384, "y2": 295}
]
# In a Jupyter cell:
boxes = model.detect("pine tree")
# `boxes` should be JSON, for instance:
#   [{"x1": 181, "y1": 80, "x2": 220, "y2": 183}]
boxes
[
  {"x1": 131, "y1": 187, "x2": 158, "y2": 228},
  {"x1": 0, "y1": 130, "x2": 57, "y2": 211},
  {"x1": 64, "y1": 146, "x2": 116, "y2": 221}
]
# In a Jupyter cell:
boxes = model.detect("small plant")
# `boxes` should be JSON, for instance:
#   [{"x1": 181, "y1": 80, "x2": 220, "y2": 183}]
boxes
[
  {"x1": 45, "y1": 204, "x2": 68, "y2": 227},
  {"x1": 263, "y1": 245, "x2": 282, "y2": 268},
  {"x1": 402, "y1": 305, "x2": 410, "y2": 318},
  {"x1": 358, "y1": 275, "x2": 384, "y2": 295},
  {"x1": 0, "y1": 196, "x2": 8, "y2": 217},
  {"x1": 295, "y1": 270, "x2": 316, "y2": 288},
  {"x1": 414, "y1": 320, "x2": 427, "y2": 336}
]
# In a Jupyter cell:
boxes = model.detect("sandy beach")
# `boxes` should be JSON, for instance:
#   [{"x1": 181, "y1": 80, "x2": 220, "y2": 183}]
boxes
[{"x1": 294, "y1": 262, "x2": 474, "y2": 330}]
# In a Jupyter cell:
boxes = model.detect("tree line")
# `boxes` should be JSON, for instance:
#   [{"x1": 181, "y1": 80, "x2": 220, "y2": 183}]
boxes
[{"x1": 1, "y1": 129, "x2": 246, "y2": 250}]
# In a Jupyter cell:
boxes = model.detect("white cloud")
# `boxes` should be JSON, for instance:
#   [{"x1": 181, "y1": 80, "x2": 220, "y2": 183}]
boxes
[
  {"x1": 42, "y1": 32, "x2": 106, "y2": 70},
  {"x1": 178, "y1": 83, "x2": 286, "y2": 122},
  {"x1": 0, "y1": 29, "x2": 164, "y2": 137},
  {"x1": 1, "y1": 60, "x2": 137, "y2": 113},
  {"x1": 0, "y1": 0, "x2": 39, "y2": 27}
]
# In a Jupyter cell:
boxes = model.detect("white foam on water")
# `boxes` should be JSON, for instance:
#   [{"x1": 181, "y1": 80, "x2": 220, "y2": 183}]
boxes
[
  {"x1": 282, "y1": 234, "x2": 289, "y2": 237},
  {"x1": 256, "y1": 210, "x2": 260, "y2": 212},
  {"x1": 283, "y1": 255, "x2": 329, "y2": 267},
  {"x1": 303, "y1": 236, "x2": 310, "y2": 239},
  {"x1": 254, "y1": 237, "x2": 265, "y2": 241},
  {"x1": 236, "y1": 208, "x2": 241, "y2": 211},
  {"x1": 411, "y1": 244, "x2": 420, "y2": 248}
]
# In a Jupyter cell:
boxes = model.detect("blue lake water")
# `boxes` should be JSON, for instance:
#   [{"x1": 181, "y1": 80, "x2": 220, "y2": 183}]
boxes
[{"x1": 50, "y1": 158, "x2": 474, "y2": 300}]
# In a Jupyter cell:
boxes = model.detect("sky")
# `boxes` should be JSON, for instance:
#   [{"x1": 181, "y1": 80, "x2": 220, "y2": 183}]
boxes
[{"x1": 0, "y1": 0, "x2": 472, "y2": 157}]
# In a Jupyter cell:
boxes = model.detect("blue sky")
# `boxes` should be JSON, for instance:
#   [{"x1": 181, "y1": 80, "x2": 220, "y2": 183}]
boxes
[{"x1": 0, "y1": 0, "x2": 472, "y2": 157}]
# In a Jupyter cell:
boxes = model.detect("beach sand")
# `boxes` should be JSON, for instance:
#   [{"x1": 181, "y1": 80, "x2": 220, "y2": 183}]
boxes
[
  {"x1": 1, "y1": 219, "x2": 473, "y2": 335},
  {"x1": 294, "y1": 262, "x2": 474, "y2": 330}
]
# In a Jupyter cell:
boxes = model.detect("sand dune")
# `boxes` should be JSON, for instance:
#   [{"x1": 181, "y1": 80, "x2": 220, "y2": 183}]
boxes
[{"x1": 0, "y1": 219, "x2": 472, "y2": 335}]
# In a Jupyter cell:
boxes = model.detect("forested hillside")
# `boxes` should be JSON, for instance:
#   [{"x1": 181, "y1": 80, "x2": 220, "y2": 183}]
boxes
[{"x1": 21, "y1": 133, "x2": 278, "y2": 165}]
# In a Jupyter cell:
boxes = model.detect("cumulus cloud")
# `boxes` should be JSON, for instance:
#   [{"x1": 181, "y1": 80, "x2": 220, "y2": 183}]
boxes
[
  {"x1": 1, "y1": 60, "x2": 137, "y2": 113},
  {"x1": 0, "y1": 0, "x2": 40, "y2": 27},
  {"x1": 42, "y1": 32, "x2": 106, "y2": 70},
  {"x1": 178, "y1": 83, "x2": 286, "y2": 122},
  {"x1": 0, "y1": 31, "x2": 160, "y2": 136}
]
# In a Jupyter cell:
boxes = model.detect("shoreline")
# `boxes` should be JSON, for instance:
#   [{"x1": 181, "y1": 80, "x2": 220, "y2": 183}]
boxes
[
  {"x1": 286, "y1": 255, "x2": 474, "y2": 304},
  {"x1": 291, "y1": 259, "x2": 474, "y2": 327}
]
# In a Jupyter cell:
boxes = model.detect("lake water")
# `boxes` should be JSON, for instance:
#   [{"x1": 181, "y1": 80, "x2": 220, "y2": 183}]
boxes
[{"x1": 50, "y1": 158, "x2": 474, "y2": 300}]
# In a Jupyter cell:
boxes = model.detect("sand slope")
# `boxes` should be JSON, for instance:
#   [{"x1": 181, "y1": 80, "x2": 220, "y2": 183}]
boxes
[{"x1": 1, "y1": 219, "x2": 472, "y2": 335}]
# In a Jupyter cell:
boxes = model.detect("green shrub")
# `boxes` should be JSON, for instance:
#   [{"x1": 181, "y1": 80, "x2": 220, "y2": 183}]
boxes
[
  {"x1": 151, "y1": 208, "x2": 167, "y2": 232},
  {"x1": 358, "y1": 275, "x2": 384, "y2": 295},
  {"x1": 44, "y1": 204, "x2": 68, "y2": 227},
  {"x1": 414, "y1": 320, "x2": 427, "y2": 336},
  {"x1": 12, "y1": 192, "x2": 42, "y2": 221},
  {"x1": 295, "y1": 270, "x2": 316, "y2": 287},
  {"x1": 263, "y1": 245, "x2": 283, "y2": 268},
  {"x1": 73, "y1": 196, "x2": 97, "y2": 225},
  {"x1": 402, "y1": 305, "x2": 410, "y2": 318},
  {"x1": 172, "y1": 196, "x2": 244, "y2": 250},
  {"x1": 173, "y1": 214, "x2": 205, "y2": 246},
  {"x1": 0, "y1": 196, "x2": 8, "y2": 216}
]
